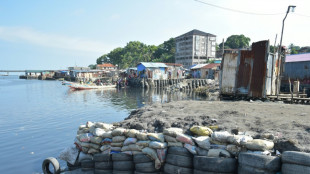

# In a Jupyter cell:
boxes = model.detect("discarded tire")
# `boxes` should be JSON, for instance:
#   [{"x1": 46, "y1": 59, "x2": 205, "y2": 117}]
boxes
[
  {"x1": 94, "y1": 169, "x2": 113, "y2": 174},
  {"x1": 133, "y1": 154, "x2": 153, "y2": 163},
  {"x1": 113, "y1": 161, "x2": 134, "y2": 171},
  {"x1": 238, "y1": 152, "x2": 280, "y2": 172},
  {"x1": 163, "y1": 163, "x2": 193, "y2": 174},
  {"x1": 194, "y1": 169, "x2": 234, "y2": 174},
  {"x1": 282, "y1": 163, "x2": 310, "y2": 174},
  {"x1": 42, "y1": 157, "x2": 60, "y2": 174},
  {"x1": 193, "y1": 156, "x2": 236, "y2": 173},
  {"x1": 282, "y1": 151, "x2": 310, "y2": 166},
  {"x1": 238, "y1": 164, "x2": 275, "y2": 174},
  {"x1": 95, "y1": 161, "x2": 113, "y2": 170},
  {"x1": 113, "y1": 170, "x2": 134, "y2": 174},
  {"x1": 81, "y1": 159, "x2": 95, "y2": 168},
  {"x1": 135, "y1": 162, "x2": 159, "y2": 173},
  {"x1": 112, "y1": 153, "x2": 133, "y2": 161},
  {"x1": 168, "y1": 146, "x2": 192, "y2": 157},
  {"x1": 135, "y1": 172, "x2": 160, "y2": 174},
  {"x1": 94, "y1": 153, "x2": 112, "y2": 162},
  {"x1": 166, "y1": 154, "x2": 193, "y2": 168}
]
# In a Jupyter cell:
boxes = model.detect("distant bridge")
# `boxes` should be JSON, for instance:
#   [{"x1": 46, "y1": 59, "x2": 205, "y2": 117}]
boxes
[{"x1": 0, "y1": 70, "x2": 59, "y2": 75}]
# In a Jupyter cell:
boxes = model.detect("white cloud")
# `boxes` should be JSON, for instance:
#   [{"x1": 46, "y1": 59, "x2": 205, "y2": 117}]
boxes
[{"x1": 0, "y1": 26, "x2": 113, "y2": 53}]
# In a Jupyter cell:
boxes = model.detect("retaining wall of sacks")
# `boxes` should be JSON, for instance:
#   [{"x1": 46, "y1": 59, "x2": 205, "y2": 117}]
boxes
[{"x1": 56, "y1": 121, "x2": 310, "y2": 174}]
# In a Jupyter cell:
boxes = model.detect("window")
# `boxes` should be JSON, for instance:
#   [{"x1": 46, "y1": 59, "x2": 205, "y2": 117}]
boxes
[{"x1": 209, "y1": 37, "x2": 216, "y2": 41}]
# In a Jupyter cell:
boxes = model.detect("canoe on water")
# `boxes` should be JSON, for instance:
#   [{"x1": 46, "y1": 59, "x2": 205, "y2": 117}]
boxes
[{"x1": 69, "y1": 83, "x2": 116, "y2": 90}]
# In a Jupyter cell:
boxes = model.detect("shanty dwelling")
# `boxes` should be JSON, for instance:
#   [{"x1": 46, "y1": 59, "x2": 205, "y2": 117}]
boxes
[
  {"x1": 190, "y1": 64, "x2": 208, "y2": 78},
  {"x1": 220, "y1": 40, "x2": 280, "y2": 98},
  {"x1": 137, "y1": 62, "x2": 168, "y2": 80},
  {"x1": 96, "y1": 63, "x2": 117, "y2": 70},
  {"x1": 282, "y1": 53, "x2": 310, "y2": 95},
  {"x1": 69, "y1": 70, "x2": 111, "y2": 82},
  {"x1": 164, "y1": 63, "x2": 185, "y2": 79},
  {"x1": 54, "y1": 70, "x2": 68, "y2": 80},
  {"x1": 23, "y1": 70, "x2": 55, "y2": 80},
  {"x1": 200, "y1": 63, "x2": 221, "y2": 80},
  {"x1": 126, "y1": 68, "x2": 138, "y2": 78}
]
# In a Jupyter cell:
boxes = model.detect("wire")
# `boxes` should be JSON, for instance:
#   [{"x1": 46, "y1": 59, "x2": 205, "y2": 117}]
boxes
[
  {"x1": 194, "y1": 0, "x2": 284, "y2": 16},
  {"x1": 295, "y1": 13, "x2": 310, "y2": 18}
]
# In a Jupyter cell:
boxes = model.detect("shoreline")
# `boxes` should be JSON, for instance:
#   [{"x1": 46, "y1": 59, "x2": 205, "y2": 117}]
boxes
[{"x1": 116, "y1": 100, "x2": 310, "y2": 153}]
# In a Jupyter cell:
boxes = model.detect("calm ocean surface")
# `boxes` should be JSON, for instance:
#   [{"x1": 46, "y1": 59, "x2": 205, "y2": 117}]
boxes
[{"x1": 0, "y1": 76, "x2": 206, "y2": 174}]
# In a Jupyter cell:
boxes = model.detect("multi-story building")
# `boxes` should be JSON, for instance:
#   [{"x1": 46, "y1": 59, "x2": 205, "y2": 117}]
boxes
[{"x1": 175, "y1": 29, "x2": 216, "y2": 69}]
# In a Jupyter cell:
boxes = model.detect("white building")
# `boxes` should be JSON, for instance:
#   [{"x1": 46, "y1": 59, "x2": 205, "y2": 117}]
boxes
[{"x1": 175, "y1": 29, "x2": 216, "y2": 69}]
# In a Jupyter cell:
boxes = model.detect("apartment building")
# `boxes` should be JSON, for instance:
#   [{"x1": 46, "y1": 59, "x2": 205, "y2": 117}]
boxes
[{"x1": 175, "y1": 29, "x2": 216, "y2": 68}]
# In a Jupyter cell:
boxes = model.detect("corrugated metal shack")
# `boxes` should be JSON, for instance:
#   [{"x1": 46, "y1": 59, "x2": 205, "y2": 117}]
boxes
[
  {"x1": 282, "y1": 53, "x2": 310, "y2": 94},
  {"x1": 220, "y1": 40, "x2": 279, "y2": 98}
]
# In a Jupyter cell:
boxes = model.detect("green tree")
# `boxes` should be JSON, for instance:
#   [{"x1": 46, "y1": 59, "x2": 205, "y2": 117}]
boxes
[
  {"x1": 88, "y1": 64, "x2": 97, "y2": 69},
  {"x1": 220, "y1": 34, "x2": 251, "y2": 49},
  {"x1": 289, "y1": 44, "x2": 300, "y2": 54},
  {"x1": 298, "y1": 46, "x2": 310, "y2": 54}
]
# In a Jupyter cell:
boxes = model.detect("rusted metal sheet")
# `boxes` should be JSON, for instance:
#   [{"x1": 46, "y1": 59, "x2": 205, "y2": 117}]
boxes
[
  {"x1": 220, "y1": 53, "x2": 239, "y2": 95},
  {"x1": 236, "y1": 50, "x2": 254, "y2": 95},
  {"x1": 249, "y1": 41, "x2": 269, "y2": 98}
]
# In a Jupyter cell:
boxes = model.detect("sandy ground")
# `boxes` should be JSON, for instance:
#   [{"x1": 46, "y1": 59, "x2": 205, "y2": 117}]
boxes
[{"x1": 117, "y1": 100, "x2": 310, "y2": 153}]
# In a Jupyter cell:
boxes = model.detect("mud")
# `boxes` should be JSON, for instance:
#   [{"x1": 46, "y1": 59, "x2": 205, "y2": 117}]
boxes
[{"x1": 117, "y1": 100, "x2": 310, "y2": 153}]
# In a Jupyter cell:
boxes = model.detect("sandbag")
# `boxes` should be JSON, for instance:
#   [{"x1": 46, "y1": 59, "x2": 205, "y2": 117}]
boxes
[
  {"x1": 157, "y1": 148, "x2": 167, "y2": 163},
  {"x1": 192, "y1": 136, "x2": 211, "y2": 150},
  {"x1": 88, "y1": 125, "x2": 96, "y2": 134},
  {"x1": 111, "y1": 128, "x2": 127, "y2": 136},
  {"x1": 227, "y1": 135, "x2": 253, "y2": 146},
  {"x1": 149, "y1": 141, "x2": 167, "y2": 149},
  {"x1": 136, "y1": 141, "x2": 150, "y2": 147},
  {"x1": 86, "y1": 121, "x2": 95, "y2": 128},
  {"x1": 111, "y1": 142, "x2": 123, "y2": 147},
  {"x1": 77, "y1": 130, "x2": 84, "y2": 135},
  {"x1": 176, "y1": 133, "x2": 194, "y2": 145},
  {"x1": 124, "y1": 137, "x2": 137, "y2": 146},
  {"x1": 247, "y1": 150, "x2": 271, "y2": 156},
  {"x1": 81, "y1": 142, "x2": 91, "y2": 148},
  {"x1": 121, "y1": 144, "x2": 143, "y2": 151},
  {"x1": 79, "y1": 125, "x2": 86, "y2": 130},
  {"x1": 148, "y1": 133, "x2": 165, "y2": 142},
  {"x1": 88, "y1": 148, "x2": 99, "y2": 154},
  {"x1": 136, "y1": 132, "x2": 149, "y2": 140},
  {"x1": 208, "y1": 149, "x2": 231, "y2": 158},
  {"x1": 111, "y1": 147, "x2": 121, "y2": 151},
  {"x1": 163, "y1": 127, "x2": 183, "y2": 137},
  {"x1": 226, "y1": 144, "x2": 241, "y2": 156},
  {"x1": 101, "y1": 131, "x2": 112, "y2": 138},
  {"x1": 95, "y1": 122, "x2": 113, "y2": 130},
  {"x1": 168, "y1": 142, "x2": 183, "y2": 147},
  {"x1": 211, "y1": 131, "x2": 231, "y2": 143},
  {"x1": 112, "y1": 136, "x2": 126, "y2": 143},
  {"x1": 93, "y1": 128, "x2": 106, "y2": 137},
  {"x1": 89, "y1": 143, "x2": 100, "y2": 150},
  {"x1": 245, "y1": 139, "x2": 274, "y2": 151},
  {"x1": 79, "y1": 133, "x2": 94, "y2": 142},
  {"x1": 81, "y1": 147, "x2": 89, "y2": 153},
  {"x1": 142, "y1": 147, "x2": 159, "y2": 161},
  {"x1": 90, "y1": 136, "x2": 103, "y2": 145},
  {"x1": 125, "y1": 129, "x2": 139, "y2": 138},
  {"x1": 196, "y1": 147, "x2": 208, "y2": 156},
  {"x1": 164, "y1": 135, "x2": 178, "y2": 143},
  {"x1": 101, "y1": 138, "x2": 112, "y2": 145},
  {"x1": 184, "y1": 143, "x2": 197, "y2": 155},
  {"x1": 59, "y1": 145, "x2": 79, "y2": 165},
  {"x1": 190, "y1": 126, "x2": 213, "y2": 136},
  {"x1": 210, "y1": 144, "x2": 227, "y2": 149},
  {"x1": 100, "y1": 145, "x2": 111, "y2": 152}
]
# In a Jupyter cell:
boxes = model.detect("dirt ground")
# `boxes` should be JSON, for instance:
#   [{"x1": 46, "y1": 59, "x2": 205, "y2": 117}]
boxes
[{"x1": 117, "y1": 100, "x2": 310, "y2": 153}]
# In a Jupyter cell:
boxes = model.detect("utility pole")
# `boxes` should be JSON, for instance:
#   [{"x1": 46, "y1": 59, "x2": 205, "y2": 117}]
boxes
[{"x1": 276, "y1": 5, "x2": 296, "y2": 97}]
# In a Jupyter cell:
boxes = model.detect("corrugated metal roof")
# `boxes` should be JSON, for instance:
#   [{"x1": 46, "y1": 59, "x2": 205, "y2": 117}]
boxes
[
  {"x1": 286, "y1": 53, "x2": 310, "y2": 62},
  {"x1": 139, "y1": 62, "x2": 168, "y2": 68},
  {"x1": 201, "y1": 63, "x2": 221, "y2": 69},
  {"x1": 191, "y1": 64, "x2": 208, "y2": 69}
]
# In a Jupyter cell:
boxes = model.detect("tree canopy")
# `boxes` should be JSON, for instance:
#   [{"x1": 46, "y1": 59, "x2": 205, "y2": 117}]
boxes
[
  {"x1": 95, "y1": 38, "x2": 176, "y2": 69},
  {"x1": 219, "y1": 34, "x2": 251, "y2": 49}
]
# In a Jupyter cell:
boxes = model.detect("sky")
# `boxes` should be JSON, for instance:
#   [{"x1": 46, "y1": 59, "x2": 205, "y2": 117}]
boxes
[{"x1": 0, "y1": 0, "x2": 309, "y2": 70}]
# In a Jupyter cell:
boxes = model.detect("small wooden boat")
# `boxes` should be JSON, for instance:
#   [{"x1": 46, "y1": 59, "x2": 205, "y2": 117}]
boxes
[{"x1": 69, "y1": 83, "x2": 116, "y2": 90}]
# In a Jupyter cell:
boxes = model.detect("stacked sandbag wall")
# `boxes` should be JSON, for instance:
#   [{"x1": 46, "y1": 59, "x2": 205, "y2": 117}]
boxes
[{"x1": 59, "y1": 121, "x2": 310, "y2": 174}]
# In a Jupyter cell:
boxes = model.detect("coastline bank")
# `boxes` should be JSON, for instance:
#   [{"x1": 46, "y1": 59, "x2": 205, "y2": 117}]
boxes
[{"x1": 117, "y1": 100, "x2": 310, "y2": 152}]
